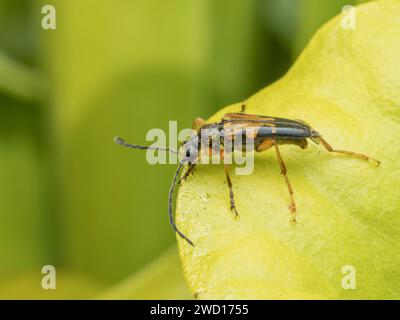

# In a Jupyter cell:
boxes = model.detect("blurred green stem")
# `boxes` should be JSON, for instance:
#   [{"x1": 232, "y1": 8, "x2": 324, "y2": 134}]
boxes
[{"x1": 0, "y1": 51, "x2": 42, "y2": 101}]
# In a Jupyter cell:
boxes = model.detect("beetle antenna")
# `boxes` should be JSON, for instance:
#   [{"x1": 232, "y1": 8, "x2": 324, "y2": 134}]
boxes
[
  {"x1": 169, "y1": 161, "x2": 194, "y2": 246},
  {"x1": 114, "y1": 136, "x2": 178, "y2": 154}
]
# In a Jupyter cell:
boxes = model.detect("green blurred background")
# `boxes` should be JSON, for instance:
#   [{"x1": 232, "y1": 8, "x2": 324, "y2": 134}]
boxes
[{"x1": 0, "y1": 0, "x2": 366, "y2": 299}]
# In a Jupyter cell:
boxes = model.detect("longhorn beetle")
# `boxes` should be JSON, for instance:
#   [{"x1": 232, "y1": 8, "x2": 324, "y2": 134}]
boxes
[{"x1": 114, "y1": 112, "x2": 380, "y2": 246}]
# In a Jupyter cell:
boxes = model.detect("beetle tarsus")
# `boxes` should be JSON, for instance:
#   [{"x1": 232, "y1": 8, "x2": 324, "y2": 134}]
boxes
[{"x1": 231, "y1": 205, "x2": 240, "y2": 218}]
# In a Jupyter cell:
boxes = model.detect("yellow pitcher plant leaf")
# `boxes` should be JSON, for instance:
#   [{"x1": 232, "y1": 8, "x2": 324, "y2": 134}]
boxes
[{"x1": 176, "y1": 0, "x2": 400, "y2": 299}]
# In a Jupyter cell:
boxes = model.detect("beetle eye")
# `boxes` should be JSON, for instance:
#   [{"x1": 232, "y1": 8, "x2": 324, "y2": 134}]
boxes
[{"x1": 183, "y1": 145, "x2": 198, "y2": 163}]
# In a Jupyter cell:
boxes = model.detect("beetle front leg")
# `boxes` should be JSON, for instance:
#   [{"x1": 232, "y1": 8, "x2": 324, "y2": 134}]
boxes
[
  {"x1": 274, "y1": 144, "x2": 297, "y2": 222},
  {"x1": 317, "y1": 137, "x2": 380, "y2": 166},
  {"x1": 179, "y1": 163, "x2": 196, "y2": 184}
]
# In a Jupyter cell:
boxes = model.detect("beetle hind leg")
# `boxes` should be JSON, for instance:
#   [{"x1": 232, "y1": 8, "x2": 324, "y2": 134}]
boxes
[{"x1": 317, "y1": 137, "x2": 380, "y2": 166}]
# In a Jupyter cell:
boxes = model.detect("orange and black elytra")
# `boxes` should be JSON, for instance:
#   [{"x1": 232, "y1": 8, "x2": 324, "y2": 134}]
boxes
[{"x1": 115, "y1": 111, "x2": 380, "y2": 246}]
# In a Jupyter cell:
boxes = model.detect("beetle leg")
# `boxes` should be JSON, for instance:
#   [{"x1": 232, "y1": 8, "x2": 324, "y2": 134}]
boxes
[
  {"x1": 224, "y1": 163, "x2": 239, "y2": 218},
  {"x1": 274, "y1": 144, "x2": 297, "y2": 222},
  {"x1": 317, "y1": 137, "x2": 380, "y2": 166},
  {"x1": 237, "y1": 98, "x2": 248, "y2": 113},
  {"x1": 256, "y1": 138, "x2": 275, "y2": 152},
  {"x1": 179, "y1": 163, "x2": 196, "y2": 184}
]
